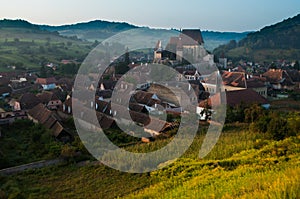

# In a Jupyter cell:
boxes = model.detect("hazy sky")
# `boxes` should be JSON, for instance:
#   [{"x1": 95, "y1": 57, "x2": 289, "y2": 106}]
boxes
[{"x1": 0, "y1": 0, "x2": 299, "y2": 32}]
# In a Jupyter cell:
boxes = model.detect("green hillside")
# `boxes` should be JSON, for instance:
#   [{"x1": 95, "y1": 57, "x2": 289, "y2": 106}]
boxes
[
  {"x1": 0, "y1": 125, "x2": 299, "y2": 198},
  {"x1": 41, "y1": 20, "x2": 248, "y2": 51},
  {"x1": 40, "y1": 20, "x2": 138, "y2": 42},
  {"x1": 0, "y1": 19, "x2": 92, "y2": 71},
  {"x1": 214, "y1": 14, "x2": 300, "y2": 62},
  {"x1": 0, "y1": 19, "x2": 248, "y2": 71}
]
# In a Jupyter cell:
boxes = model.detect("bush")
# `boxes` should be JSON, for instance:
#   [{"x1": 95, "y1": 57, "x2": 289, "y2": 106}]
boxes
[
  {"x1": 287, "y1": 113, "x2": 300, "y2": 137},
  {"x1": 250, "y1": 112, "x2": 297, "y2": 141},
  {"x1": 60, "y1": 145, "x2": 77, "y2": 161},
  {"x1": 249, "y1": 115, "x2": 271, "y2": 133},
  {"x1": 267, "y1": 117, "x2": 288, "y2": 140}
]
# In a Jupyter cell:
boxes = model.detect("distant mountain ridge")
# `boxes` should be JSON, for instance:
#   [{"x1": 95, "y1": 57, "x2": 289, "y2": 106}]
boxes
[
  {"x1": 38, "y1": 20, "x2": 248, "y2": 51},
  {"x1": 0, "y1": 18, "x2": 249, "y2": 52},
  {"x1": 0, "y1": 19, "x2": 39, "y2": 29},
  {"x1": 213, "y1": 14, "x2": 300, "y2": 62},
  {"x1": 40, "y1": 20, "x2": 138, "y2": 31}
]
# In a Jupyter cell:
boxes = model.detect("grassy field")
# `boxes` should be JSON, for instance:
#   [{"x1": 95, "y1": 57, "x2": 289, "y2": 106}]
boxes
[
  {"x1": 1, "y1": 125, "x2": 299, "y2": 199},
  {"x1": 225, "y1": 47, "x2": 300, "y2": 63},
  {"x1": 0, "y1": 27, "x2": 92, "y2": 71}
]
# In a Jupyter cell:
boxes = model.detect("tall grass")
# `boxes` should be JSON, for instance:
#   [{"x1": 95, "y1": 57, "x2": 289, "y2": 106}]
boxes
[{"x1": 1, "y1": 129, "x2": 299, "y2": 199}]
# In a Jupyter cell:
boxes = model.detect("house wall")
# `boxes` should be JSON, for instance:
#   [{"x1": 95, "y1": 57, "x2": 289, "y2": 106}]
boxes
[
  {"x1": 182, "y1": 45, "x2": 206, "y2": 63},
  {"x1": 47, "y1": 100, "x2": 62, "y2": 109},
  {"x1": 176, "y1": 50, "x2": 183, "y2": 62},
  {"x1": 202, "y1": 83, "x2": 218, "y2": 94},
  {"x1": 0, "y1": 111, "x2": 28, "y2": 125},
  {"x1": 252, "y1": 87, "x2": 268, "y2": 98}
]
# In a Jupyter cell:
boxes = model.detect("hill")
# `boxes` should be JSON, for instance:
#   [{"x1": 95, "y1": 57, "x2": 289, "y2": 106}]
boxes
[
  {"x1": 0, "y1": 19, "x2": 92, "y2": 71},
  {"x1": 202, "y1": 31, "x2": 249, "y2": 51},
  {"x1": 213, "y1": 14, "x2": 300, "y2": 62},
  {"x1": 0, "y1": 19, "x2": 247, "y2": 71},
  {"x1": 40, "y1": 20, "x2": 138, "y2": 42},
  {"x1": 0, "y1": 126, "x2": 299, "y2": 198},
  {"x1": 40, "y1": 20, "x2": 248, "y2": 51}
]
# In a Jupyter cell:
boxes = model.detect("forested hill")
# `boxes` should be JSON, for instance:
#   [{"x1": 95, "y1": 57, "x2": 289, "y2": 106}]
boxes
[
  {"x1": 213, "y1": 14, "x2": 300, "y2": 62},
  {"x1": 40, "y1": 20, "x2": 248, "y2": 51},
  {"x1": 40, "y1": 20, "x2": 138, "y2": 41},
  {"x1": 40, "y1": 20, "x2": 137, "y2": 31},
  {"x1": 0, "y1": 19, "x2": 39, "y2": 29}
]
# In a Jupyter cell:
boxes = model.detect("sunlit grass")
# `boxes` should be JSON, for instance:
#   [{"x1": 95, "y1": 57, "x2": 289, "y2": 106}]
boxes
[{"x1": 1, "y1": 128, "x2": 299, "y2": 199}]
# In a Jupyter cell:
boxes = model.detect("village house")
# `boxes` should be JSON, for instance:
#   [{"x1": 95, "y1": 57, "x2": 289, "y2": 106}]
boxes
[
  {"x1": 9, "y1": 77, "x2": 31, "y2": 90},
  {"x1": 154, "y1": 29, "x2": 209, "y2": 64},
  {"x1": 0, "y1": 76, "x2": 10, "y2": 87},
  {"x1": 60, "y1": 96, "x2": 72, "y2": 116},
  {"x1": 36, "y1": 77, "x2": 57, "y2": 90},
  {"x1": 285, "y1": 69, "x2": 300, "y2": 88},
  {"x1": 19, "y1": 92, "x2": 41, "y2": 110},
  {"x1": 199, "y1": 89, "x2": 269, "y2": 109},
  {"x1": 28, "y1": 103, "x2": 72, "y2": 142},
  {"x1": 8, "y1": 99, "x2": 21, "y2": 111},
  {"x1": 0, "y1": 86, "x2": 12, "y2": 99},
  {"x1": 246, "y1": 77, "x2": 268, "y2": 98},
  {"x1": 0, "y1": 110, "x2": 28, "y2": 125},
  {"x1": 56, "y1": 77, "x2": 74, "y2": 92},
  {"x1": 175, "y1": 68, "x2": 202, "y2": 81},
  {"x1": 263, "y1": 69, "x2": 295, "y2": 90},
  {"x1": 36, "y1": 91, "x2": 62, "y2": 110},
  {"x1": 221, "y1": 71, "x2": 268, "y2": 98}
]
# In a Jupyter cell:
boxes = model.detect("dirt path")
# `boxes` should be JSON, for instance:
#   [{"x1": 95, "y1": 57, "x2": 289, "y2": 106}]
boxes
[{"x1": 0, "y1": 159, "x2": 63, "y2": 175}]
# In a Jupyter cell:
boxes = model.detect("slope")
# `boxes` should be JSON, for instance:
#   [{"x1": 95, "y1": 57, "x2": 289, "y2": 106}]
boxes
[
  {"x1": 0, "y1": 19, "x2": 92, "y2": 71},
  {"x1": 213, "y1": 14, "x2": 300, "y2": 62}
]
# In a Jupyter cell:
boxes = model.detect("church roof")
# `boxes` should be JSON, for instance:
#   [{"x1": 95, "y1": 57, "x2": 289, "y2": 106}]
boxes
[{"x1": 181, "y1": 29, "x2": 204, "y2": 45}]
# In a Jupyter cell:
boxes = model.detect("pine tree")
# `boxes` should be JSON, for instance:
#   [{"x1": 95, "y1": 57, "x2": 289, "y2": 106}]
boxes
[{"x1": 124, "y1": 47, "x2": 130, "y2": 65}]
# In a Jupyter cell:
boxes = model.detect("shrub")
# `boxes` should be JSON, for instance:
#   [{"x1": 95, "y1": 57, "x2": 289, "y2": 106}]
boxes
[
  {"x1": 287, "y1": 113, "x2": 300, "y2": 136},
  {"x1": 249, "y1": 115, "x2": 271, "y2": 133},
  {"x1": 60, "y1": 145, "x2": 77, "y2": 161},
  {"x1": 267, "y1": 117, "x2": 288, "y2": 141}
]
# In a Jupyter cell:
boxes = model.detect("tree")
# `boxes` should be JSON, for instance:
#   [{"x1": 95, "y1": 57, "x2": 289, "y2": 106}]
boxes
[
  {"x1": 92, "y1": 40, "x2": 100, "y2": 47},
  {"x1": 124, "y1": 47, "x2": 130, "y2": 65},
  {"x1": 227, "y1": 40, "x2": 237, "y2": 49},
  {"x1": 267, "y1": 117, "x2": 288, "y2": 140},
  {"x1": 14, "y1": 38, "x2": 19, "y2": 43},
  {"x1": 60, "y1": 63, "x2": 79, "y2": 75},
  {"x1": 67, "y1": 41, "x2": 73, "y2": 47},
  {"x1": 114, "y1": 62, "x2": 130, "y2": 75},
  {"x1": 244, "y1": 104, "x2": 265, "y2": 123},
  {"x1": 294, "y1": 60, "x2": 300, "y2": 71},
  {"x1": 40, "y1": 66, "x2": 47, "y2": 78},
  {"x1": 287, "y1": 113, "x2": 300, "y2": 136},
  {"x1": 250, "y1": 115, "x2": 271, "y2": 133}
]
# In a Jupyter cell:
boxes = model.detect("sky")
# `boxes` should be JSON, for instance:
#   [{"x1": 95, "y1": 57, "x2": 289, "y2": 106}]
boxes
[{"x1": 0, "y1": 0, "x2": 299, "y2": 32}]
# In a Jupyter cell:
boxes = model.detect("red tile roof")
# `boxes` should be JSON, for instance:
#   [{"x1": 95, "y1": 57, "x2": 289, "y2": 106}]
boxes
[
  {"x1": 36, "y1": 91, "x2": 60, "y2": 104},
  {"x1": 200, "y1": 89, "x2": 268, "y2": 108},
  {"x1": 263, "y1": 69, "x2": 294, "y2": 86},
  {"x1": 222, "y1": 71, "x2": 246, "y2": 88},
  {"x1": 20, "y1": 93, "x2": 41, "y2": 109},
  {"x1": 226, "y1": 89, "x2": 268, "y2": 106},
  {"x1": 246, "y1": 78, "x2": 266, "y2": 88},
  {"x1": 36, "y1": 77, "x2": 57, "y2": 85}
]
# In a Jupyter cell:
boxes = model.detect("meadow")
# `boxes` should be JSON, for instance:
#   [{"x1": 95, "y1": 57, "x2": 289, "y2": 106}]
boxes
[
  {"x1": 0, "y1": 123, "x2": 299, "y2": 199},
  {"x1": 0, "y1": 27, "x2": 91, "y2": 71}
]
